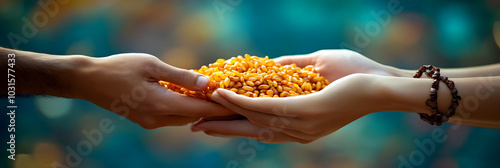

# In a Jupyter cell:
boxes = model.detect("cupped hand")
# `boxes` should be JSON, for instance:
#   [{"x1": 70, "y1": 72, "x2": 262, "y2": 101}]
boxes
[
  {"x1": 192, "y1": 73, "x2": 380, "y2": 144},
  {"x1": 75, "y1": 53, "x2": 234, "y2": 129},
  {"x1": 273, "y1": 49, "x2": 392, "y2": 81}
]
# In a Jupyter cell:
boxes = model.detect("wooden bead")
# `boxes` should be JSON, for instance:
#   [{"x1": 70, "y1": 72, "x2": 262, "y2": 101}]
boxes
[
  {"x1": 446, "y1": 80, "x2": 455, "y2": 88},
  {"x1": 451, "y1": 88, "x2": 457, "y2": 94},
  {"x1": 432, "y1": 80, "x2": 440, "y2": 89},
  {"x1": 426, "y1": 99, "x2": 438, "y2": 109},
  {"x1": 444, "y1": 109, "x2": 451, "y2": 117},
  {"x1": 441, "y1": 116, "x2": 449, "y2": 122},
  {"x1": 440, "y1": 76, "x2": 448, "y2": 81}
]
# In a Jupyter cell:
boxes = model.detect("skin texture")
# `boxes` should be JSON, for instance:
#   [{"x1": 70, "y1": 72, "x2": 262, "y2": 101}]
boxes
[
  {"x1": 0, "y1": 48, "x2": 234, "y2": 129},
  {"x1": 192, "y1": 50, "x2": 500, "y2": 144}
]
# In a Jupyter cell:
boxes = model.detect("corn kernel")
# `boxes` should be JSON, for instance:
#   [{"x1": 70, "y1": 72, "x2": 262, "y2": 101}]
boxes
[{"x1": 242, "y1": 86, "x2": 254, "y2": 91}]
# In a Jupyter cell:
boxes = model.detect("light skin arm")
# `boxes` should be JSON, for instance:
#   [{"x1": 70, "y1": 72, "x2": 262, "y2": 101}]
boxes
[
  {"x1": 192, "y1": 74, "x2": 500, "y2": 144},
  {"x1": 387, "y1": 63, "x2": 500, "y2": 78},
  {"x1": 272, "y1": 49, "x2": 500, "y2": 78},
  {"x1": 375, "y1": 75, "x2": 500, "y2": 128},
  {"x1": 0, "y1": 47, "x2": 234, "y2": 129},
  {"x1": 191, "y1": 50, "x2": 500, "y2": 144}
]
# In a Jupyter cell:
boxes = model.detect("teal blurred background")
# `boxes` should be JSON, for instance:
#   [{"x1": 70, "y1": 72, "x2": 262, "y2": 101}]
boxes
[{"x1": 1, "y1": 0, "x2": 500, "y2": 167}]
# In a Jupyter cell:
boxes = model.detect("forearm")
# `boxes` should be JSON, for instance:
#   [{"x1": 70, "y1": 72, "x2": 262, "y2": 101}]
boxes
[
  {"x1": 0, "y1": 47, "x2": 89, "y2": 98},
  {"x1": 374, "y1": 75, "x2": 500, "y2": 128},
  {"x1": 385, "y1": 63, "x2": 500, "y2": 78}
]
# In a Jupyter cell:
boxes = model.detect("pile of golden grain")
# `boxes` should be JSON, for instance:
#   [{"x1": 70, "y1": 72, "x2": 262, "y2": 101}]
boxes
[{"x1": 159, "y1": 54, "x2": 330, "y2": 99}]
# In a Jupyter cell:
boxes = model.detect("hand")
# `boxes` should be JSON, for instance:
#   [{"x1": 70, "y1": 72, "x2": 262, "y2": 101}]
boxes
[
  {"x1": 192, "y1": 74, "x2": 380, "y2": 144},
  {"x1": 273, "y1": 49, "x2": 393, "y2": 81},
  {"x1": 74, "y1": 53, "x2": 234, "y2": 129},
  {"x1": 192, "y1": 72, "x2": 383, "y2": 144}
]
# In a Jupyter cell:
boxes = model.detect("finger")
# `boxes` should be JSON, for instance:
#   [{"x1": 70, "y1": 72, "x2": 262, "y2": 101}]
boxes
[
  {"x1": 278, "y1": 128, "x2": 318, "y2": 142},
  {"x1": 153, "y1": 115, "x2": 200, "y2": 126},
  {"x1": 214, "y1": 88, "x2": 301, "y2": 117},
  {"x1": 211, "y1": 90, "x2": 304, "y2": 131},
  {"x1": 150, "y1": 61, "x2": 209, "y2": 91},
  {"x1": 191, "y1": 115, "x2": 246, "y2": 132},
  {"x1": 195, "y1": 120, "x2": 309, "y2": 144},
  {"x1": 137, "y1": 115, "x2": 200, "y2": 129},
  {"x1": 151, "y1": 86, "x2": 236, "y2": 117},
  {"x1": 273, "y1": 54, "x2": 315, "y2": 68}
]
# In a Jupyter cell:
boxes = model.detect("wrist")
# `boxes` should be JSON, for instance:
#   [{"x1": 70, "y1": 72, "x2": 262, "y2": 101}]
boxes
[
  {"x1": 383, "y1": 65, "x2": 415, "y2": 78},
  {"x1": 55, "y1": 55, "x2": 95, "y2": 99},
  {"x1": 373, "y1": 75, "x2": 430, "y2": 113},
  {"x1": 343, "y1": 74, "x2": 392, "y2": 116}
]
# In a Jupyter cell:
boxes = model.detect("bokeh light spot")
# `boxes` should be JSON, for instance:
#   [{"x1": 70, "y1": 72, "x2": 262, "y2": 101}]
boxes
[
  {"x1": 35, "y1": 96, "x2": 72, "y2": 119},
  {"x1": 437, "y1": 4, "x2": 475, "y2": 59}
]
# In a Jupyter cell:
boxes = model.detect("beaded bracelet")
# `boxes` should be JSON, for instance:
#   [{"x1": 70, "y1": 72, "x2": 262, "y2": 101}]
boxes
[{"x1": 413, "y1": 65, "x2": 462, "y2": 126}]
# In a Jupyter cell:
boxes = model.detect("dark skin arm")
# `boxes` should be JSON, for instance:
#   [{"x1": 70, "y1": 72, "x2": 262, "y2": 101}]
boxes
[
  {"x1": 0, "y1": 48, "x2": 76, "y2": 96},
  {"x1": 0, "y1": 47, "x2": 234, "y2": 129}
]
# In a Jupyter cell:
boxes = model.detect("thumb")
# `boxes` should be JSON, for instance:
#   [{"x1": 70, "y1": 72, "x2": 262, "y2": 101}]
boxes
[
  {"x1": 273, "y1": 54, "x2": 316, "y2": 68},
  {"x1": 151, "y1": 61, "x2": 209, "y2": 91}
]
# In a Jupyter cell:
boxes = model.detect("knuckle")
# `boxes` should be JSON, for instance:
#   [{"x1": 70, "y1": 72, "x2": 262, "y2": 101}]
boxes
[
  {"x1": 176, "y1": 69, "x2": 192, "y2": 83},
  {"x1": 140, "y1": 54, "x2": 159, "y2": 63},
  {"x1": 134, "y1": 54, "x2": 158, "y2": 63},
  {"x1": 149, "y1": 103, "x2": 171, "y2": 115},
  {"x1": 138, "y1": 53, "x2": 157, "y2": 59},
  {"x1": 148, "y1": 104, "x2": 162, "y2": 113}
]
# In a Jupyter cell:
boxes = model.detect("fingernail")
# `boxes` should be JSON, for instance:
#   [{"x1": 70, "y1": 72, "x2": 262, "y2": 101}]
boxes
[
  {"x1": 196, "y1": 75, "x2": 209, "y2": 90},
  {"x1": 215, "y1": 89, "x2": 225, "y2": 96},
  {"x1": 216, "y1": 88, "x2": 230, "y2": 96}
]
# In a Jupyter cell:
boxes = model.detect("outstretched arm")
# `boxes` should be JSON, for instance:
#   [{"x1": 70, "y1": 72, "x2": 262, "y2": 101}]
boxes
[
  {"x1": 273, "y1": 49, "x2": 500, "y2": 79},
  {"x1": 0, "y1": 47, "x2": 234, "y2": 128},
  {"x1": 193, "y1": 74, "x2": 500, "y2": 144}
]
